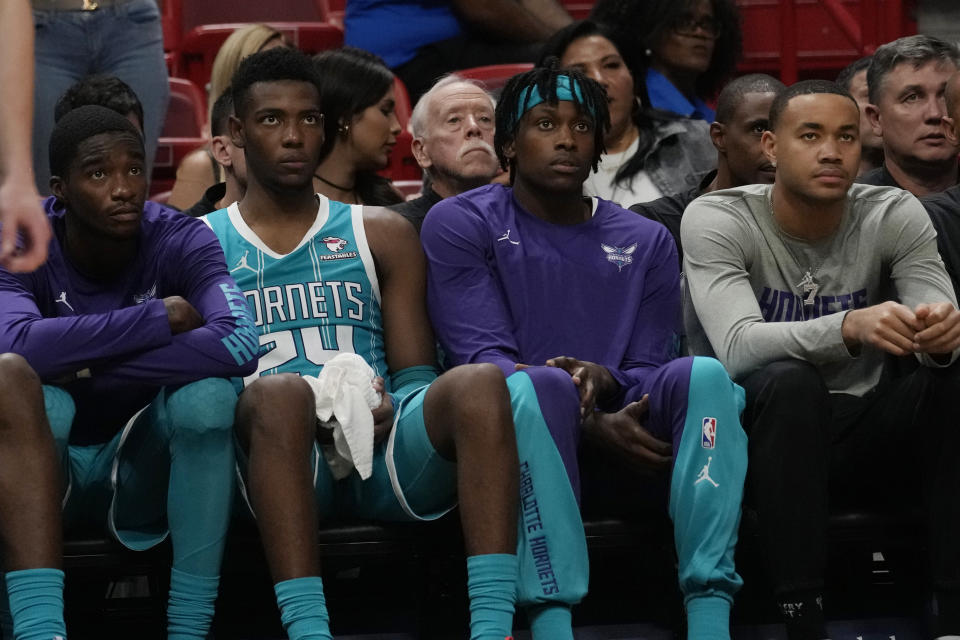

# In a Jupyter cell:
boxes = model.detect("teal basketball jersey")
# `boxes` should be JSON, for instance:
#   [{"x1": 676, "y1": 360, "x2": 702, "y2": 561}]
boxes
[{"x1": 204, "y1": 197, "x2": 387, "y2": 388}]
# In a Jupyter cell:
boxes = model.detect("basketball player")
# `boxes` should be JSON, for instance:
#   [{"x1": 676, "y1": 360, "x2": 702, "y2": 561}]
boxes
[{"x1": 204, "y1": 47, "x2": 587, "y2": 640}]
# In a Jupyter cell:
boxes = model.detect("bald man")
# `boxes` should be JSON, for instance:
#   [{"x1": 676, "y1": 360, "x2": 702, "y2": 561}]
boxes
[
  {"x1": 921, "y1": 70, "x2": 960, "y2": 300},
  {"x1": 390, "y1": 75, "x2": 500, "y2": 233},
  {"x1": 631, "y1": 73, "x2": 785, "y2": 263}
]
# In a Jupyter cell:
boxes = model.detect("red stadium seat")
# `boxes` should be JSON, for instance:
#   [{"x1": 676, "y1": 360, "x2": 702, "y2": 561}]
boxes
[
  {"x1": 164, "y1": 51, "x2": 179, "y2": 78},
  {"x1": 151, "y1": 137, "x2": 207, "y2": 200},
  {"x1": 392, "y1": 76, "x2": 413, "y2": 132},
  {"x1": 381, "y1": 77, "x2": 420, "y2": 182},
  {"x1": 161, "y1": 0, "x2": 183, "y2": 53},
  {"x1": 179, "y1": 22, "x2": 344, "y2": 96},
  {"x1": 561, "y1": 2, "x2": 594, "y2": 19},
  {"x1": 161, "y1": 0, "x2": 332, "y2": 56},
  {"x1": 325, "y1": 0, "x2": 345, "y2": 27},
  {"x1": 180, "y1": 0, "x2": 329, "y2": 35},
  {"x1": 393, "y1": 180, "x2": 423, "y2": 200},
  {"x1": 152, "y1": 78, "x2": 208, "y2": 199},
  {"x1": 456, "y1": 63, "x2": 535, "y2": 94},
  {"x1": 735, "y1": 0, "x2": 916, "y2": 83},
  {"x1": 162, "y1": 78, "x2": 207, "y2": 138}
]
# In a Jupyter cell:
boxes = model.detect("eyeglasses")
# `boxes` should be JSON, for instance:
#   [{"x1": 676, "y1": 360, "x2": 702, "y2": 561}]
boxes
[{"x1": 671, "y1": 14, "x2": 722, "y2": 38}]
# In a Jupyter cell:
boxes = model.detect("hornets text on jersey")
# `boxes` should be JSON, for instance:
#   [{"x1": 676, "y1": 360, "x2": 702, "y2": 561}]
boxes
[{"x1": 204, "y1": 196, "x2": 388, "y2": 389}]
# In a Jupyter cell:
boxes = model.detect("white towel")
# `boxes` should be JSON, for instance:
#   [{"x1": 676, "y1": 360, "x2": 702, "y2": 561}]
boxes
[{"x1": 301, "y1": 353, "x2": 381, "y2": 480}]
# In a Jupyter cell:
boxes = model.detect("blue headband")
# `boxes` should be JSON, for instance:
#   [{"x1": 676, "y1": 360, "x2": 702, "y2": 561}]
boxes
[{"x1": 515, "y1": 74, "x2": 593, "y2": 120}]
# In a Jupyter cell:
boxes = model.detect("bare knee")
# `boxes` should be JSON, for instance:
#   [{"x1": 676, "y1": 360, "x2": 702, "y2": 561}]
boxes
[
  {"x1": 426, "y1": 364, "x2": 513, "y2": 454},
  {"x1": 0, "y1": 353, "x2": 39, "y2": 401},
  {"x1": 236, "y1": 374, "x2": 316, "y2": 452},
  {"x1": 435, "y1": 363, "x2": 510, "y2": 416},
  {"x1": 0, "y1": 354, "x2": 49, "y2": 438}
]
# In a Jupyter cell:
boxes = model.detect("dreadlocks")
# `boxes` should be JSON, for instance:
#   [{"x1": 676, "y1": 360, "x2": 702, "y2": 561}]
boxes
[{"x1": 494, "y1": 58, "x2": 610, "y2": 178}]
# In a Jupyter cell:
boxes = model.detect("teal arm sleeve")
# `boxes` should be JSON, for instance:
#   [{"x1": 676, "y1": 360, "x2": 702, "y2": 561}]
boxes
[{"x1": 388, "y1": 364, "x2": 439, "y2": 408}]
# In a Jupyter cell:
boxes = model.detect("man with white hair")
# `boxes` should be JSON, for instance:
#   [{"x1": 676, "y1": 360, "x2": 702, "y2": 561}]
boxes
[{"x1": 390, "y1": 75, "x2": 500, "y2": 232}]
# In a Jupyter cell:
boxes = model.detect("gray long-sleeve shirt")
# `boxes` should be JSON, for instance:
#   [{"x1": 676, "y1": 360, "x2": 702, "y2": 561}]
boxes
[{"x1": 682, "y1": 183, "x2": 958, "y2": 396}]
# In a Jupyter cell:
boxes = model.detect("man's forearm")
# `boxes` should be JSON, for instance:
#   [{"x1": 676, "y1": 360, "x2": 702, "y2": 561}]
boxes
[
  {"x1": 452, "y1": 0, "x2": 564, "y2": 42},
  {"x1": 519, "y1": 0, "x2": 573, "y2": 32},
  {"x1": 0, "y1": 301, "x2": 173, "y2": 379}
]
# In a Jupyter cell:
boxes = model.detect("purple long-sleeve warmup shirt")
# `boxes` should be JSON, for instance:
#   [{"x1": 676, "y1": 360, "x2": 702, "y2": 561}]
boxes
[
  {"x1": 421, "y1": 184, "x2": 680, "y2": 409},
  {"x1": 0, "y1": 197, "x2": 258, "y2": 444}
]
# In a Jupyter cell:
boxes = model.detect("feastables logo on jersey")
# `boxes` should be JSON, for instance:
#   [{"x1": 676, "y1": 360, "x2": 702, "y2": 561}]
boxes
[
  {"x1": 318, "y1": 236, "x2": 358, "y2": 261},
  {"x1": 701, "y1": 417, "x2": 716, "y2": 449}
]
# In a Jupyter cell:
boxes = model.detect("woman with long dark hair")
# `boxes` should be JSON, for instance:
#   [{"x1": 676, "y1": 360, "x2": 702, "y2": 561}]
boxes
[
  {"x1": 591, "y1": 0, "x2": 742, "y2": 121},
  {"x1": 312, "y1": 48, "x2": 404, "y2": 206},
  {"x1": 539, "y1": 20, "x2": 715, "y2": 206}
]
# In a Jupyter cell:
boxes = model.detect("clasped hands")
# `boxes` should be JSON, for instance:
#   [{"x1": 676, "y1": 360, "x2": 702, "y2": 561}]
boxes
[{"x1": 517, "y1": 356, "x2": 672, "y2": 472}]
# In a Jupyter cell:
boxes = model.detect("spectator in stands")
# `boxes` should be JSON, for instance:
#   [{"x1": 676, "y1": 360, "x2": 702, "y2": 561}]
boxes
[
  {"x1": 860, "y1": 35, "x2": 960, "y2": 195},
  {"x1": 54, "y1": 74, "x2": 145, "y2": 133},
  {"x1": 31, "y1": 0, "x2": 169, "y2": 196},
  {"x1": 345, "y1": 0, "x2": 573, "y2": 102},
  {"x1": 422, "y1": 62, "x2": 748, "y2": 640},
  {"x1": 0, "y1": 106, "x2": 258, "y2": 639},
  {"x1": 683, "y1": 80, "x2": 960, "y2": 640},
  {"x1": 168, "y1": 24, "x2": 287, "y2": 211},
  {"x1": 539, "y1": 20, "x2": 715, "y2": 206},
  {"x1": 836, "y1": 56, "x2": 884, "y2": 176},
  {"x1": 390, "y1": 75, "x2": 499, "y2": 232},
  {"x1": 921, "y1": 70, "x2": 960, "y2": 302},
  {"x1": 591, "y1": 0, "x2": 742, "y2": 121},
  {"x1": 312, "y1": 48, "x2": 404, "y2": 206},
  {"x1": 180, "y1": 91, "x2": 246, "y2": 218},
  {"x1": 0, "y1": 0, "x2": 50, "y2": 272},
  {"x1": 633, "y1": 73, "x2": 784, "y2": 261},
  {"x1": 210, "y1": 47, "x2": 586, "y2": 640}
]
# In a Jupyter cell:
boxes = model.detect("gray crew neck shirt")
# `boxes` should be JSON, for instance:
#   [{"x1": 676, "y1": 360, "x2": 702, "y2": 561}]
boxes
[{"x1": 681, "y1": 183, "x2": 958, "y2": 396}]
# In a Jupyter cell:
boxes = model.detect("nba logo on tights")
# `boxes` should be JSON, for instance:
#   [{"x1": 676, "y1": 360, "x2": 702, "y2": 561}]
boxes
[{"x1": 701, "y1": 417, "x2": 716, "y2": 449}]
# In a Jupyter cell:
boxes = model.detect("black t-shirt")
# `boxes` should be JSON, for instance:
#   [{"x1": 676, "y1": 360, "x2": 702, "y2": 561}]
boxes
[
  {"x1": 856, "y1": 164, "x2": 902, "y2": 189},
  {"x1": 921, "y1": 184, "x2": 960, "y2": 302},
  {"x1": 180, "y1": 182, "x2": 227, "y2": 218},
  {"x1": 857, "y1": 162, "x2": 960, "y2": 192},
  {"x1": 629, "y1": 170, "x2": 716, "y2": 266},
  {"x1": 388, "y1": 184, "x2": 443, "y2": 234}
]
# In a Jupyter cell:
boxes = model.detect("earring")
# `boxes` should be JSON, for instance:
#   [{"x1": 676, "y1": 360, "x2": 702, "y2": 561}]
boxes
[
  {"x1": 644, "y1": 48, "x2": 653, "y2": 57},
  {"x1": 771, "y1": 161, "x2": 777, "y2": 168},
  {"x1": 338, "y1": 122, "x2": 350, "y2": 135}
]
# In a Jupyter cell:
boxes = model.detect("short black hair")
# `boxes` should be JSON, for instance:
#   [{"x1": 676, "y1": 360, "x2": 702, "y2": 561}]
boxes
[
  {"x1": 210, "y1": 89, "x2": 234, "y2": 137},
  {"x1": 49, "y1": 105, "x2": 143, "y2": 178},
  {"x1": 231, "y1": 47, "x2": 321, "y2": 119},
  {"x1": 495, "y1": 59, "x2": 610, "y2": 179},
  {"x1": 835, "y1": 56, "x2": 873, "y2": 91},
  {"x1": 54, "y1": 74, "x2": 145, "y2": 131},
  {"x1": 590, "y1": 0, "x2": 742, "y2": 99},
  {"x1": 767, "y1": 79, "x2": 857, "y2": 131},
  {"x1": 867, "y1": 35, "x2": 960, "y2": 104},
  {"x1": 715, "y1": 74, "x2": 785, "y2": 124}
]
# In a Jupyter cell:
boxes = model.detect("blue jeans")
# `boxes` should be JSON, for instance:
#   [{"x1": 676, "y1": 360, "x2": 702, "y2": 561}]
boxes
[{"x1": 32, "y1": 0, "x2": 169, "y2": 194}]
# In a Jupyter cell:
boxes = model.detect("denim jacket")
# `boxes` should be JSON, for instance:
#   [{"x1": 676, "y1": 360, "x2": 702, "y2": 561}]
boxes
[{"x1": 641, "y1": 113, "x2": 716, "y2": 196}]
